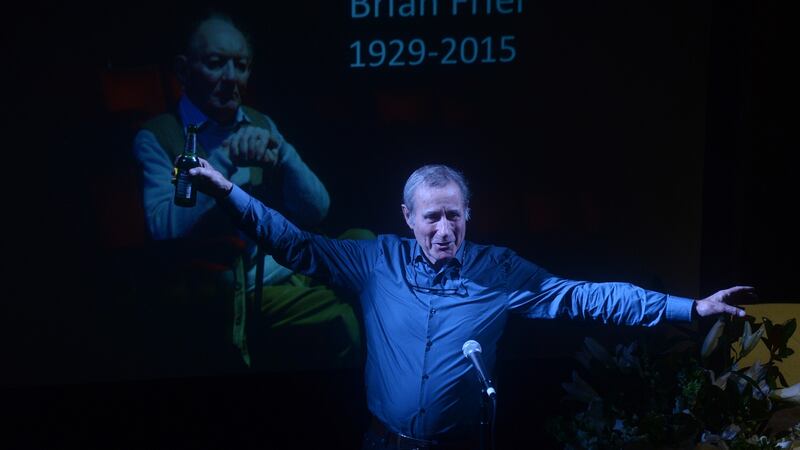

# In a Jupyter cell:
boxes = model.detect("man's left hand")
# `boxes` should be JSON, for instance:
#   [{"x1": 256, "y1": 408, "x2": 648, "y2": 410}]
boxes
[
  {"x1": 695, "y1": 286, "x2": 757, "y2": 318},
  {"x1": 188, "y1": 158, "x2": 234, "y2": 200},
  {"x1": 223, "y1": 125, "x2": 280, "y2": 168}
]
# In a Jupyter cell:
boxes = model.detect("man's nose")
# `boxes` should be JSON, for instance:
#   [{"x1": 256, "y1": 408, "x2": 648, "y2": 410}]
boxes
[
  {"x1": 221, "y1": 60, "x2": 236, "y2": 80},
  {"x1": 435, "y1": 218, "x2": 452, "y2": 235}
]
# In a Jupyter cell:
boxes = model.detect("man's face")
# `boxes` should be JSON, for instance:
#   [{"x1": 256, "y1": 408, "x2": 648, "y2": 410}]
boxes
[
  {"x1": 402, "y1": 182, "x2": 467, "y2": 266},
  {"x1": 181, "y1": 20, "x2": 251, "y2": 124}
]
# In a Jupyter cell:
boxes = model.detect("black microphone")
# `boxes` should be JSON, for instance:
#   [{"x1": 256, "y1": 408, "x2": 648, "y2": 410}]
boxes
[{"x1": 462, "y1": 340, "x2": 497, "y2": 398}]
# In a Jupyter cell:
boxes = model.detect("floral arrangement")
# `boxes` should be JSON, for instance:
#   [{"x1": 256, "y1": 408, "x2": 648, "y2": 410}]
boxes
[{"x1": 548, "y1": 315, "x2": 799, "y2": 449}]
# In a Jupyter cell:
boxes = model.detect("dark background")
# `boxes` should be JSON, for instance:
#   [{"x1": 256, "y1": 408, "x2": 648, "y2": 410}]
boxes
[{"x1": 4, "y1": 0, "x2": 796, "y2": 448}]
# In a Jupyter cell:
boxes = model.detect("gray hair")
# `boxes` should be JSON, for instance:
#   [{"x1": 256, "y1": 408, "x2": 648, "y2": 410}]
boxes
[{"x1": 403, "y1": 165, "x2": 471, "y2": 220}]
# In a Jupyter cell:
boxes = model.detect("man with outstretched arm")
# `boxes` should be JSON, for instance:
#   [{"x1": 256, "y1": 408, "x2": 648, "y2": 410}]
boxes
[{"x1": 189, "y1": 157, "x2": 754, "y2": 449}]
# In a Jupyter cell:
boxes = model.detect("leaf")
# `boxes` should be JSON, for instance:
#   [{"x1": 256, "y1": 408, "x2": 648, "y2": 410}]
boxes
[
  {"x1": 575, "y1": 349, "x2": 592, "y2": 370},
  {"x1": 777, "y1": 369, "x2": 788, "y2": 388},
  {"x1": 784, "y1": 318, "x2": 797, "y2": 342},
  {"x1": 561, "y1": 370, "x2": 600, "y2": 404},
  {"x1": 761, "y1": 337, "x2": 771, "y2": 354},
  {"x1": 583, "y1": 337, "x2": 613, "y2": 367},
  {"x1": 765, "y1": 364, "x2": 789, "y2": 390},
  {"x1": 779, "y1": 348, "x2": 795, "y2": 359},
  {"x1": 701, "y1": 317, "x2": 726, "y2": 360},
  {"x1": 770, "y1": 318, "x2": 797, "y2": 360},
  {"x1": 614, "y1": 342, "x2": 640, "y2": 371},
  {"x1": 762, "y1": 318, "x2": 776, "y2": 348},
  {"x1": 762, "y1": 317, "x2": 773, "y2": 331}
]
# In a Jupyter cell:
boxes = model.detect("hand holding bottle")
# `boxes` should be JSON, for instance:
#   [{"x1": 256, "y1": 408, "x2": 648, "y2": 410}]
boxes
[{"x1": 187, "y1": 158, "x2": 235, "y2": 200}]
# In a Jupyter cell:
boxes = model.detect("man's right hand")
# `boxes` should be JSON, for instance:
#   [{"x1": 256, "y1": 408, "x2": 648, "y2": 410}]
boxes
[
  {"x1": 694, "y1": 286, "x2": 756, "y2": 318},
  {"x1": 189, "y1": 158, "x2": 234, "y2": 200},
  {"x1": 223, "y1": 125, "x2": 280, "y2": 168}
]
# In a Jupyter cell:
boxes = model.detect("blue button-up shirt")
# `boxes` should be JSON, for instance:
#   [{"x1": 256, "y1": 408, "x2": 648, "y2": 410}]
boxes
[{"x1": 222, "y1": 185, "x2": 695, "y2": 440}]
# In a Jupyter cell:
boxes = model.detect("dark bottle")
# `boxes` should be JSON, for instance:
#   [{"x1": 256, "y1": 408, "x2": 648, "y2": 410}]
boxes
[{"x1": 174, "y1": 124, "x2": 201, "y2": 207}]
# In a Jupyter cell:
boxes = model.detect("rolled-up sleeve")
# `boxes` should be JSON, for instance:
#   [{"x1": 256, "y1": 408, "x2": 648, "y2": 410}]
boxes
[
  {"x1": 504, "y1": 250, "x2": 694, "y2": 326},
  {"x1": 220, "y1": 185, "x2": 375, "y2": 292}
]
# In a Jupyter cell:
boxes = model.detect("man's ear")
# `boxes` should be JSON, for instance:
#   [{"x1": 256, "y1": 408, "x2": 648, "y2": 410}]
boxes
[
  {"x1": 401, "y1": 204, "x2": 413, "y2": 229},
  {"x1": 174, "y1": 55, "x2": 189, "y2": 86}
]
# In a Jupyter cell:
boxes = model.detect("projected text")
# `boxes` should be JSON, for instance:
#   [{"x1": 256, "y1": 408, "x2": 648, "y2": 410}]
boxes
[{"x1": 349, "y1": 36, "x2": 516, "y2": 68}]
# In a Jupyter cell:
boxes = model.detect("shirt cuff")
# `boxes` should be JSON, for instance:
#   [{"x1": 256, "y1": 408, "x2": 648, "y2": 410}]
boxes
[
  {"x1": 665, "y1": 295, "x2": 695, "y2": 322},
  {"x1": 219, "y1": 184, "x2": 251, "y2": 218}
]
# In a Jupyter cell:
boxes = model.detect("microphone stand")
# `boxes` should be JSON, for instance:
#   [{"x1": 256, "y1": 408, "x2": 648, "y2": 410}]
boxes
[{"x1": 479, "y1": 388, "x2": 497, "y2": 450}]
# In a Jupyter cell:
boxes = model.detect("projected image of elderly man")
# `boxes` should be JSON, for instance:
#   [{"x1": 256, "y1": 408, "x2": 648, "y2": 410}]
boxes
[
  {"x1": 133, "y1": 13, "x2": 367, "y2": 372},
  {"x1": 186, "y1": 160, "x2": 755, "y2": 449}
]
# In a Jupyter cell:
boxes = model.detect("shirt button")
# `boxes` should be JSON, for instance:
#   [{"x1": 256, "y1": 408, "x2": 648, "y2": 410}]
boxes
[
  {"x1": 426, "y1": 340, "x2": 432, "y2": 349},
  {"x1": 420, "y1": 408, "x2": 426, "y2": 414},
  {"x1": 422, "y1": 374, "x2": 429, "y2": 380},
  {"x1": 429, "y1": 308, "x2": 436, "y2": 317}
]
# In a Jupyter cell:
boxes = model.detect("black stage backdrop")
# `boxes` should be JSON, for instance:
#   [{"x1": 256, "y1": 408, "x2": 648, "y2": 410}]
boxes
[{"x1": 5, "y1": 0, "x2": 796, "y2": 448}]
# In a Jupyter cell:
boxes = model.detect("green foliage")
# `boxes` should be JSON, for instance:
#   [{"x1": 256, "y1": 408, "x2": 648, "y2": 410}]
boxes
[{"x1": 549, "y1": 316, "x2": 799, "y2": 449}]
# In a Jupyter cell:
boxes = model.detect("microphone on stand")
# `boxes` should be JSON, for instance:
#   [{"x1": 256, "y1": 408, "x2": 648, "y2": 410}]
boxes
[{"x1": 462, "y1": 340, "x2": 497, "y2": 398}]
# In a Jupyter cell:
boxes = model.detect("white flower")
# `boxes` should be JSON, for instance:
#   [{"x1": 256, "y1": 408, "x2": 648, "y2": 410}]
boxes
[
  {"x1": 702, "y1": 317, "x2": 726, "y2": 360},
  {"x1": 721, "y1": 424, "x2": 740, "y2": 440},
  {"x1": 707, "y1": 369, "x2": 731, "y2": 390},
  {"x1": 739, "y1": 321, "x2": 766, "y2": 359},
  {"x1": 770, "y1": 382, "x2": 800, "y2": 404},
  {"x1": 700, "y1": 431, "x2": 731, "y2": 449}
]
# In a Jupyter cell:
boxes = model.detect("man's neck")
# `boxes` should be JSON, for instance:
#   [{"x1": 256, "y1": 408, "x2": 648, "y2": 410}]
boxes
[
  {"x1": 424, "y1": 255, "x2": 455, "y2": 272},
  {"x1": 208, "y1": 110, "x2": 237, "y2": 126},
  {"x1": 183, "y1": 95, "x2": 238, "y2": 126}
]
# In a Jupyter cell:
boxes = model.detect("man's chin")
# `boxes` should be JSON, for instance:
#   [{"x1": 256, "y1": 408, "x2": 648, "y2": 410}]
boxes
[
  {"x1": 431, "y1": 251, "x2": 456, "y2": 264},
  {"x1": 213, "y1": 100, "x2": 240, "y2": 110},
  {"x1": 206, "y1": 102, "x2": 240, "y2": 123}
]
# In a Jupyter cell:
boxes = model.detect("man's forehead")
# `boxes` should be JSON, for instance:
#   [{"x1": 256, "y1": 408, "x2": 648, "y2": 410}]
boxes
[
  {"x1": 192, "y1": 21, "x2": 250, "y2": 57},
  {"x1": 415, "y1": 185, "x2": 465, "y2": 210},
  {"x1": 420, "y1": 205, "x2": 464, "y2": 215},
  {"x1": 415, "y1": 182, "x2": 462, "y2": 199}
]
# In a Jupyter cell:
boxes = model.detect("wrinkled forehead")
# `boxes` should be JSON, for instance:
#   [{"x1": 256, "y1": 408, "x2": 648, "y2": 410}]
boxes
[
  {"x1": 190, "y1": 20, "x2": 251, "y2": 59},
  {"x1": 412, "y1": 182, "x2": 466, "y2": 211}
]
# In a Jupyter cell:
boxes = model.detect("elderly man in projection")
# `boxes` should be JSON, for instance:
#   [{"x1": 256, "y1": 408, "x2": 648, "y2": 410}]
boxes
[{"x1": 133, "y1": 13, "x2": 366, "y2": 371}]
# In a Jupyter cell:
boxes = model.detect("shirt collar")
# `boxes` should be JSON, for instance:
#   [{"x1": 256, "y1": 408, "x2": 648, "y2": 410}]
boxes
[
  {"x1": 178, "y1": 95, "x2": 252, "y2": 130},
  {"x1": 411, "y1": 240, "x2": 467, "y2": 270}
]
